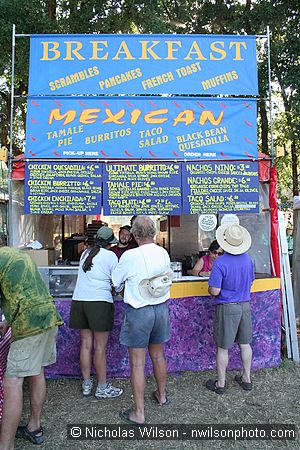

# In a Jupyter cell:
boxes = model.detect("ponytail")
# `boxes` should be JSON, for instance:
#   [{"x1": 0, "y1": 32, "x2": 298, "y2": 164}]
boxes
[{"x1": 82, "y1": 238, "x2": 107, "y2": 272}]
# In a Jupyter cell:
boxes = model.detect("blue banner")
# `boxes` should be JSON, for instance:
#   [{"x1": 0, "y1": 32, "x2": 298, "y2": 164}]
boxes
[
  {"x1": 24, "y1": 162, "x2": 102, "y2": 214},
  {"x1": 103, "y1": 163, "x2": 181, "y2": 215},
  {"x1": 29, "y1": 34, "x2": 258, "y2": 95},
  {"x1": 182, "y1": 161, "x2": 259, "y2": 214},
  {"x1": 25, "y1": 97, "x2": 257, "y2": 160}
]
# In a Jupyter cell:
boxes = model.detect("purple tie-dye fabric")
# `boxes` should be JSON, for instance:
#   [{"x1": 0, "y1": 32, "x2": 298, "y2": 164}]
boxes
[{"x1": 45, "y1": 290, "x2": 281, "y2": 379}]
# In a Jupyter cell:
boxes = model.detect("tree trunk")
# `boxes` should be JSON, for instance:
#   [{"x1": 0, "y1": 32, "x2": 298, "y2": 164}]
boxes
[
  {"x1": 276, "y1": 72, "x2": 299, "y2": 197},
  {"x1": 0, "y1": 93, "x2": 10, "y2": 152},
  {"x1": 259, "y1": 99, "x2": 269, "y2": 154},
  {"x1": 48, "y1": 0, "x2": 56, "y2": 21},
  {"x1": 291, "y1": 140, "x2": 299, "y2": 196}
]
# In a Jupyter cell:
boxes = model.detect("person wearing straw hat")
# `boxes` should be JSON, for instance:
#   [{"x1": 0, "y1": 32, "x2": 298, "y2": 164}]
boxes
[
  {"x1": 206, "y1": 224, "x2": 255, "y2": 394},
  {"x1": 112, "y1": 216, "x2": 172, "y2": 425}
]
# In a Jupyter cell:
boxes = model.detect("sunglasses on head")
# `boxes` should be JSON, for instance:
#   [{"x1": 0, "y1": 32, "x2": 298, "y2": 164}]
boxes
[{"x1": 213, "y1": 251, "x2": 223, "y2": 256}]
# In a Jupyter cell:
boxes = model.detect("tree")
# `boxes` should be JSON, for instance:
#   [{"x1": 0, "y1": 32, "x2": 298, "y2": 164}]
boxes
[{"x1": 0, "y1": 0, "x2": 299, "y2": 203}]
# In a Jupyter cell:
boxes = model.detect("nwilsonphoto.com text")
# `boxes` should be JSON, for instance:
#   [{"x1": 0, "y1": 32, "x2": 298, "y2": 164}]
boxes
[{"x1": 67, "y1": 424, "x2": 296, "y2": 441}]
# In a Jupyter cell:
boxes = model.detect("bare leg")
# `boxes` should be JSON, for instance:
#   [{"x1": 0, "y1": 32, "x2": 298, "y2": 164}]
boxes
[
  {"x1": 128, "y1": 347, "x2": 146, "y2": 424},
  {"x1": 80, "y1": 329, "x2": 93, "y2": 380},
  {"x1": 148, "y1": 343, "x2": 167, "y2": 404},
  {"x1": 0, "y1": 376, "x2": 23, "y2": 450},
  {"x1": 93, "y1": 332, "x2": 109, "y2": 384},
  {"x1": 239, "y1": 343, "x2": 252, "y2": 383},
  {"x1": 216, "y1": 347, "x2": 228, "y2": 388},
  {"x1": 27, "y1": 369, "x2": 46, "y2": 433}
]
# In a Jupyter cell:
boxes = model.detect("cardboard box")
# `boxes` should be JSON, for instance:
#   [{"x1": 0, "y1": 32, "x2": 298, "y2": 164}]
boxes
[{"x1": 22, "y1": 249, "x2": 55, "y2": 266}]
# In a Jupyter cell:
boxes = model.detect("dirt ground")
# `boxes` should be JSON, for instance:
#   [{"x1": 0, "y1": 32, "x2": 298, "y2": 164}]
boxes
[{"x1": 10, "y1": 359, "x2": 300, "y2": 450}]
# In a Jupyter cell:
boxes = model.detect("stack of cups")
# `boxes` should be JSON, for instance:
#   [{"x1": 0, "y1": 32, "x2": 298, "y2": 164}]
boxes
[{"x1": 170, "y1": 262, "x2": 182, "y2": 280}]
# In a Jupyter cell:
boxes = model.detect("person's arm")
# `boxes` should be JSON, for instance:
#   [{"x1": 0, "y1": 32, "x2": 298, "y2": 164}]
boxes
[
  {"x1": 110, "y1": 253, "x2": 124, "y2": 293},
  {"x1": 112, "y1": 252, "x2": 129, "y2": 291},
  {"x1": 208, "y1": 262, "x2": 222, "y2": 297},
  {"x1": 208, "y1": 286, "x2": 221, "y2": 296},
  {"x1": 0, "y1": 320, "x2": 9, "y2": 337},
  {"x1": 187, "y1": 257, "x2": 205, "y2": 276}
]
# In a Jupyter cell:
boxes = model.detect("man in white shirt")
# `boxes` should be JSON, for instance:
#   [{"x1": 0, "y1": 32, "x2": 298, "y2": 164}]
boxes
[{"x1": 112, "y1": 216, "x2": 172, "y2": 425}]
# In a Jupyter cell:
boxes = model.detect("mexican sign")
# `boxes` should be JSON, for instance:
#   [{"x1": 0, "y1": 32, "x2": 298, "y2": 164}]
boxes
[
  {"x1": 24, "y1": 162, "x2": 102, "y2": 214},
  {"x1": 182, "y1": 161, "x2": 259, "y2": 214},
  {"x1": 25, "y1": 97, "x2": 257, "y2": 160},
  {"x1": 28, "y1": 34, "x2": 258, "y2": 95}
]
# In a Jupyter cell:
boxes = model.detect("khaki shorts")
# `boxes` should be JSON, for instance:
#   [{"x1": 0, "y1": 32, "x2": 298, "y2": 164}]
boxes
[
  {"x1": 214, "y1": 302, "x2": 252, "y2": 350},
  {"x1": 6, "y1": 327, "x2": 58, "y2": 378}
]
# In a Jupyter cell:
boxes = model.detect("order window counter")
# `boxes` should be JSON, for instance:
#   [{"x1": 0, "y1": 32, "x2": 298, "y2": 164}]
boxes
[{"x1": 38, "y1": 266, "x2": 281, "y2": 379}]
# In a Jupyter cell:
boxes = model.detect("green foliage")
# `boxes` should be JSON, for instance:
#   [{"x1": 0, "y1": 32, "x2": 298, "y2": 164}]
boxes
[{"x1": 0, "y1": 0, "x2": 299, "y2": 202}]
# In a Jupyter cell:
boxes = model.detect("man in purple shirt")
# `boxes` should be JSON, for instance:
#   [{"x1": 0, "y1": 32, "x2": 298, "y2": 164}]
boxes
[{"x1": 206, "y1": 224, "x2": 255, "y2": 394}]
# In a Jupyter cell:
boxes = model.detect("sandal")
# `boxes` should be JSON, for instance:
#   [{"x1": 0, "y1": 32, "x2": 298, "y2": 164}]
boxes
[
  {"x1": 235, "y1": 375, "x2": 253, "y2": 391},
  {"x1": 205, "y1": 379, "x2": 226, "y2": 395},
  {"x1": 119, "y1": 409, "x2": 145, "y2": 427},
  {"x1": 16, "y1": 425, "x2": 44, "y2": 445},
  {"x1": 151, "y1": 391, "x2": 171, "y2": 406}
]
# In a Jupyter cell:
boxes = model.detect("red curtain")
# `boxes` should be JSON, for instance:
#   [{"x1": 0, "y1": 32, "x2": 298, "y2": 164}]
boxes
[
  {"x1": 11, "y1": 154, "x2": 25, "y2": 180},
  {"x1": 269, "y1": 166, "x2": 280, "y2": 277}
]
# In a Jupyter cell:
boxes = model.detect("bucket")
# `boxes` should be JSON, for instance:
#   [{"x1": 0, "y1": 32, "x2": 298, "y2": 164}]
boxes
[{"x1": 171, "y1": 262, "x2": 182, "y2": 280}]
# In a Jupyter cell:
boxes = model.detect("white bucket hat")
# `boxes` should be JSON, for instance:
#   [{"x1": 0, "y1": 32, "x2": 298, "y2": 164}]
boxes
[
  {"x1": 138, "y1": 268, "x2": 173, "y2": 302},
  {"x1": 216, "y1": 224, "x2": 251, "y2": 255}
]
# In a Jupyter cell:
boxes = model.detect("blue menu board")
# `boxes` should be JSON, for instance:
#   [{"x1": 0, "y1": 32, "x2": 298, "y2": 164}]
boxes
[
  {"x1": 103, "y1": 163, "x2": 181, "y2": 215},
  {"x1": 182, "y1": 161, "x2": 259, "y2": 214},
  {"x1": 25, "y1": 162, "x2": 102, "y2": 214}
]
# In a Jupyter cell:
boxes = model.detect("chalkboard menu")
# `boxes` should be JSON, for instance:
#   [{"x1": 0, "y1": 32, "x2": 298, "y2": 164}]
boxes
[
  {"x1": 103, "y1": 163, "x2": 181, "y2": 215},
  {"x1": 182, "y1": 162, "x2": 259, "y2": 214},
  {"x1": 25, "y1": 162, "x2": 102, "y2": 214}
]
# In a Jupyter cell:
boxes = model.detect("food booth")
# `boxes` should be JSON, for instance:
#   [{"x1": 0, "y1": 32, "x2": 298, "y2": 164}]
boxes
[{"x1": 8, "y1": 32, "x2": 281, "y2": 379}]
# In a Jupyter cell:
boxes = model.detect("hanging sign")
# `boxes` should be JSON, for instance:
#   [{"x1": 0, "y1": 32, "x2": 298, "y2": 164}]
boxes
[
  {"x1": 182, "y1": 161, "x2": 259, "y2": 214},
  {"x1": 103, "y1": 163, "x2": 181, "y2": 215},
  {"x1": 28, "y1": 34, "x2": 258, "y2": 95},
  {"x1": 198, "y1": 214, "x2": 217, "y2": 231},
  {"x1": 25, "y1": 97, "x2": 257, "y2": 160},
  {"x1": 24, "y1": 162, "x2": 102, "y2": 214}
]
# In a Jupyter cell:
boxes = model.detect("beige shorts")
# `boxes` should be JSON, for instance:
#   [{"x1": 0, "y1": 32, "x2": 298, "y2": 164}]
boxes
[{"x1": 6, "y1": 327, "x2": 58, "y2": 378}]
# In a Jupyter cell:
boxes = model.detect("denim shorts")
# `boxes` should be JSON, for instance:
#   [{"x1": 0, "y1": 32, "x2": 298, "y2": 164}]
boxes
[
  {"x1": 120, "y1": 302, "x2": 170, "y2": 348},
  {"x1": 214, "y1": 301, "x2": 252, "y2": 350}
]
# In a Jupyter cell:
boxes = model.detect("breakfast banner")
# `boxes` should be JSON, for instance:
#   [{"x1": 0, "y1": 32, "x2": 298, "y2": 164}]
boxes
[
  {"x1": 25, "y1": 96, "x2": 257, "y2": 160},
  {"x1": 28, "y1": 34, "x2": 258, "y2": 95}
]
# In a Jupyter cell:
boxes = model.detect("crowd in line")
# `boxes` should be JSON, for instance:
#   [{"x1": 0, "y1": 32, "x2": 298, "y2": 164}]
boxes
[{"x1": 0, "y1": 216, "x2": 254, "y2": 449}]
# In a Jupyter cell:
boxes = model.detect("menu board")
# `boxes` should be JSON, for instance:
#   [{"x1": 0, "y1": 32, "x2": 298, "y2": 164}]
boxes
[
  {"x1": 103, "y1": 163, "x2": 181, "y2": 215},
  {"x1": 182, "y1": 162, "x2": 259, "y2": 214},
  {"x1": 24, "y1": 162, "x2": 102, "y2": 214}
]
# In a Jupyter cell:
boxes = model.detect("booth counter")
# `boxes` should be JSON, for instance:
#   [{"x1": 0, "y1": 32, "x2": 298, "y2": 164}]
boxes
[{"x1": 42, "y1": 267, "x2": 281, "y2": 379}]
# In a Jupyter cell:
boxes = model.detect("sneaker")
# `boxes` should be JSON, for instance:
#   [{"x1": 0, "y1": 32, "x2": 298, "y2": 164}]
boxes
[
  {"x1": 95, "y1": 382, "x2": 123, "y2": 399},
  {"x1": 82, "y1": 378, "x2": 93, "y2": 397}
]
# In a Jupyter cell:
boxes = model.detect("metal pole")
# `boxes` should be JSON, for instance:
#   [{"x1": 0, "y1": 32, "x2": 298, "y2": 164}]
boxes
[
  {"x1": 8, "y1": 24, "x2": 16, "y2": 247},
  {"x1": 267, "y1": 25, "x2": 275, "y2": 163}
]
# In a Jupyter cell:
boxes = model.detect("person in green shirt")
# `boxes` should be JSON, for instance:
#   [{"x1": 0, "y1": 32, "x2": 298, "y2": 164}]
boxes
[{"x1": 0, "y1": 247, "x2": 63, "y2": 449}]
